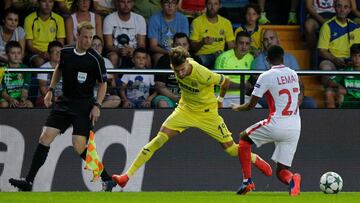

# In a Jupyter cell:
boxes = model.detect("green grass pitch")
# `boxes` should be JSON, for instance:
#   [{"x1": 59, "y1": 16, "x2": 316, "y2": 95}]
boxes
[{"x1": 1, "y1": 192, "x2": 360, "y2": 203}]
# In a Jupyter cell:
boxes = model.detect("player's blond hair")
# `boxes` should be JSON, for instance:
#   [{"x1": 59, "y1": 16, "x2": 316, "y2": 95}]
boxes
[
  {"x1": 169, "y1": 46, "x2": 190, "y2": 67},
  {"x1": 77, "y1": 21, "x2": 94, "y2": 35}
]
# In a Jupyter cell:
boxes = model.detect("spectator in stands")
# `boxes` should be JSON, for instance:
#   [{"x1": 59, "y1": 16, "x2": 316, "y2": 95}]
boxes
[
  {"x1": 214, "y1": 31, "x2": 253, "y2": 107},
  {"x1": 93, "y1": 0, "x2": 115, "y2": 16},
  {"x1": 252, "y1": 29, "x2": 317, "y2": 108},
  {"x1": 234, "y1": 3, "x2": 263, "y2": 56},
  {"x1": 154, "y1": 32, "x2": 201, "y2": 108},
  {"x1": 36, "y1": 41, "x2": 63, "y2": 107},
  {"x1": 304, "y1": 0, "x2": 335, "y2": 68},
  {"x1": 103, "y1": 0, "x2": 146, "y2": 68},
  {"x1": 177, "y1": 0, "x2": 206, "y2": 24},
  {"x1": 0, "y1": 41, "x2": 33, "y2": 108},
  {"x1": 350, "y1": 0, "x2": 360, "y2": 24},
  {"x1": 92, "y1": 35, "x2": 121, "y2": 108},
  {"x1": 54, "y1": 0, "x2": 73, "y2": 15},
  {"x1": 148, "y1": 0, "x2": 189, "y2": 67},
  {"x1": 330, "y1": 43, "x2": 360, "y2": 108},
  {"x1": 133, "y1": 0, "x2": 161, "y2": 22},
  {"x1": 24, "y1": 0, "x2": 65, "y2": 68},
  {"x1": 190, "y1": 0, "x2": 235, "y2": 68},
  {"x1": 258, "y1": 0, "x2": 299, "y2": 24},
  {"x1": 65, "y1": 0, "x2": 102, "y2": 45},
  {"x1": 318, "y1": 0, "x2": 360, "y2": 108},
  {"x1": 4, "y1": 0, "x2": 38, "y2": 25},
  {"x1": 0, "y1": 8, "x2": 26, "y2": 65},
  {"x1": 335, "y1": 43, "x2": 360, "y2": 107},
  {"x1": 120, "y1": 48, "x2": 157, "y2": 108}
]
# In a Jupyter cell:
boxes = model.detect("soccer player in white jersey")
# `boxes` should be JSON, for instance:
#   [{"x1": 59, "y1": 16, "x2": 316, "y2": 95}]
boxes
[{"x1": 231, "y1": 45, "x2": 303, "y2": 196}]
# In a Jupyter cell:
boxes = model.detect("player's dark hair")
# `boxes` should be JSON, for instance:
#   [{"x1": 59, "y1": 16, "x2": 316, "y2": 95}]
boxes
[
  {"x1": 169, "y1": 46, "x2": 190, "y2": 67},
  {"x1": 47, "y1": 41, "x2": 63, "y2": 53},
  {"x1": 5, "y1": 40, "x2": 22, "y2": 54},
  {"x1": 267, "y1": 45, "x2": 284, "y2": 64},
  {"x1": 133, "y1": 47, "x2": 148, "y2": 57},
  {"x1": 236, "y1": 31, "x2": 251, "y2": 42},
  {"x1": 350, "y1": 43, "x2": 360, "y2": 55}
]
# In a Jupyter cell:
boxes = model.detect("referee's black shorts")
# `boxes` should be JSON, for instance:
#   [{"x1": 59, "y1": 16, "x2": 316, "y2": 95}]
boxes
[{"x1": 45, "y1": 97, "x2": 95, "y2": 137}]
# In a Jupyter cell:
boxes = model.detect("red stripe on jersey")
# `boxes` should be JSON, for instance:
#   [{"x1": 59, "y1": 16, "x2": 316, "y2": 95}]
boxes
[
  {"x1": 247, "y1": 118, "x2": 271, "y2": 136},
  {"x1": 293, "y1": 88, "x2": 299, "y2": 93},
  {"x1": 264, "y1": 90, "x2": 276, "y2": 117}
]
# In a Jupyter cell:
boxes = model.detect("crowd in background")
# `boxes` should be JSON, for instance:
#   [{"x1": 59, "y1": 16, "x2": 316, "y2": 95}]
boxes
[{"x1": 0, "y1": 0, "x2": 359, "y2": 109}]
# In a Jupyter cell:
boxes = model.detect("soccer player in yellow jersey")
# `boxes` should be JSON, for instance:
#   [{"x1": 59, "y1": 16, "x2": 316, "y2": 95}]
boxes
[{"x1": 112, "y1": 46, "x2": 272, "y2": 188}]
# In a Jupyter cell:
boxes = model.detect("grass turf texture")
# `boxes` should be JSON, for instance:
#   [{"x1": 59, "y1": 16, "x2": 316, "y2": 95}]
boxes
[{"x1": 1, "y1": 192, "x2": 359, "y2": 203}]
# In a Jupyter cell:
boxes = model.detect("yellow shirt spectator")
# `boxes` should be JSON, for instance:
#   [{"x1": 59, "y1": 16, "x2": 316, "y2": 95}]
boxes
[
  {"x1": 24, "y1": 12, "x2": 65, "y2": 52},
  {"x1": 234, "y1": 25, "x2": 262, "y2": 49},
  {"x1": 318, "y1": 17, "x2": 360, "y2": 58},
  {"x1": 190, "y1": 14, "x2": 234, "y2": 55}
]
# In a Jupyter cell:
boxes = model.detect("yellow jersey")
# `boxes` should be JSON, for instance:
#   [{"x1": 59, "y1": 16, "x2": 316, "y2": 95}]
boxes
[
  {"x1": 190, "y1": 14, "x2": 234, "y2": 55},
  {"x1": 24, "y1": 12, "x2": 66, "y2": 52},
  {"x1": 176, "y1": 59, "x2": 225, "y2": 111},
  {"x1": 318, "y1": 17, "x2": 360, "y2": 58}
]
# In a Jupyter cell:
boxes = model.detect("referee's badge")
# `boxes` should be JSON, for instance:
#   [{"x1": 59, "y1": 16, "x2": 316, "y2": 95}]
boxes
[{"x1": 77, "y1": 72, "x2": 87, "y2": 83}]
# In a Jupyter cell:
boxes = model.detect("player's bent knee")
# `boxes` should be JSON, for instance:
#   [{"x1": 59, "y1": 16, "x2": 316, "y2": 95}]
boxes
[
  {"x1": 144, "y1": 132, "x2": 169, "y2": 152},
  {"x1": 224, "y1": 143, "x2": 238, "y2": 157}
]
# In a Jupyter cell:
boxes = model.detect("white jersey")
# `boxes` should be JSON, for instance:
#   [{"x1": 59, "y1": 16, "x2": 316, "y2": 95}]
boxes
[{"x1": 252, "y1": 64, "x2": 301, "y2": 130}]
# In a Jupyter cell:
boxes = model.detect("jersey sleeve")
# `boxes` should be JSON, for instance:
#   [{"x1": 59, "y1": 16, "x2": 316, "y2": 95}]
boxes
[
  {"x1": 197, "y1": 64, "x2": 224, "y2": 86},
  {"x1": 103, "y1": 15, "x2": 113, "y2": 35},
  {"x1": 24, "y1": 15, "x2": 34, "y2": 40},
  {"x1": 224, "y1": 19, "x2": 235, "y2": 42},
  {"x1": 252, "y1": 72, "x2": 269, "y2": 98},
  {"x1": 55, "y1": 16, "x2": 66, "y2": 39},
  {"x1": 95, "y1": 56, "x2": 107, "y2": 83},
  {"x1": 189, "y1": 18, "x2": 201, "y2": 41},
  {"x1": 318, "y1": 23, "x2": 330, "y2": 50}
]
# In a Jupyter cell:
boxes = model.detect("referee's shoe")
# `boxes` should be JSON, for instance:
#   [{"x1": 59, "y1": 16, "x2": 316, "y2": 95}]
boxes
[{"x1": 9, "y1": 178, "x2": 33, "y2": 191}]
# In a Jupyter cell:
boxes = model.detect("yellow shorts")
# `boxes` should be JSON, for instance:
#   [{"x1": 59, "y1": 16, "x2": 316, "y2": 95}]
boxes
[{"x1": 162, "y1": 107, "x2": 233, "y2": 143}]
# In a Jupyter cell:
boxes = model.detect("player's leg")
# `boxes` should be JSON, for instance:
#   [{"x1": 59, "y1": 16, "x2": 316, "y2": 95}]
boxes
[
  {"x1": 9, "y1": 110, "x2": 68, "y2": 191},
  {"x1": 112, "y1": 126, "x2": 177, "y2": 187},
  {"x1": 236, "y1": 130, "x2": 256, "y2": 195},
  {"x1": 276, "y1": 163, "x2": 301, "y2": 196},
  {"x1": 272, "y1": 129, "x2": 301, "y2": 196},
  {"x1": 113, "y1": 108, "x2": 191, "y2": 188}
]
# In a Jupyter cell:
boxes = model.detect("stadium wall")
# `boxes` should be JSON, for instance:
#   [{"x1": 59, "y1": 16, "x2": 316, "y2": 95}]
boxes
[{"x1": 0, "y1": 109, "x2": 359, "y2": 192}]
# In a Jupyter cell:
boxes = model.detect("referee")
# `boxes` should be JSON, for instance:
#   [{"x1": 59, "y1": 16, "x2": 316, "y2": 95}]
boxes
[{"x1": 9, "y1": 22, "x2": 116, "y2": 192}]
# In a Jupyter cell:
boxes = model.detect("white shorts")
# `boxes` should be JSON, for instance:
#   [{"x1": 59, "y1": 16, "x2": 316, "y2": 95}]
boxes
[{"x1": 246, "y1": 118, "x2": 300, "y2": 167}]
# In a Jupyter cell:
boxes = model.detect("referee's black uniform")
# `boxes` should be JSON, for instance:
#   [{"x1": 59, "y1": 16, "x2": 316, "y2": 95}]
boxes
[{"x1": 45, "y1": 46, "x2": 107, "y2": 137}]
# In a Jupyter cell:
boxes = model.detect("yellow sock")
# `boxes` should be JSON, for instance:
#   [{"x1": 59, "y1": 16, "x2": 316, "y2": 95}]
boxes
[
  {"x1": 251, "y1": 153, "x2": 257, "y2": 163},
  {"x1": 126, "y1": 132, "x2": 169, "y2": 177},
  {"x1": 224, "y1": 143, "x2": 257, "y2": 163}
]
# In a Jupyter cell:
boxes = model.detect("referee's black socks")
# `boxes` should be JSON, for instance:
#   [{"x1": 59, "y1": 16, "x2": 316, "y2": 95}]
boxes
[
  {"x1": 26, "y1": 143, "x2": 50, "y2": 183},
  {"x1": 80, "y1": 148, "x2": 112, "y2": 182}
]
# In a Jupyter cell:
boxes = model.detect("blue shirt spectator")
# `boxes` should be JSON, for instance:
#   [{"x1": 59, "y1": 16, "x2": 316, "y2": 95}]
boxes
[{"x1": 148, "y1": 11, "x2": 189, "y2": 51}]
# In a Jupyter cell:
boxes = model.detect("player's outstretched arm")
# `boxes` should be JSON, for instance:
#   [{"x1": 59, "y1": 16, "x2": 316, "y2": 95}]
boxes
[{"x1": 231, "y1": 95, "x2": 260, "y2": 111}]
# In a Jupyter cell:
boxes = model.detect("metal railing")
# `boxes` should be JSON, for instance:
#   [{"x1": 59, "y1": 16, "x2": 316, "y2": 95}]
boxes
[{"x1": 5, "y1": 68, "x2": 360, "y2": 106}]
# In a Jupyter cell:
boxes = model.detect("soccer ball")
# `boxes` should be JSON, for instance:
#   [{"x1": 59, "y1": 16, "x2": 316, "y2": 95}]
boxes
[{"x1": 319, "y1": 172, "x2": 343, "y2": 194}]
